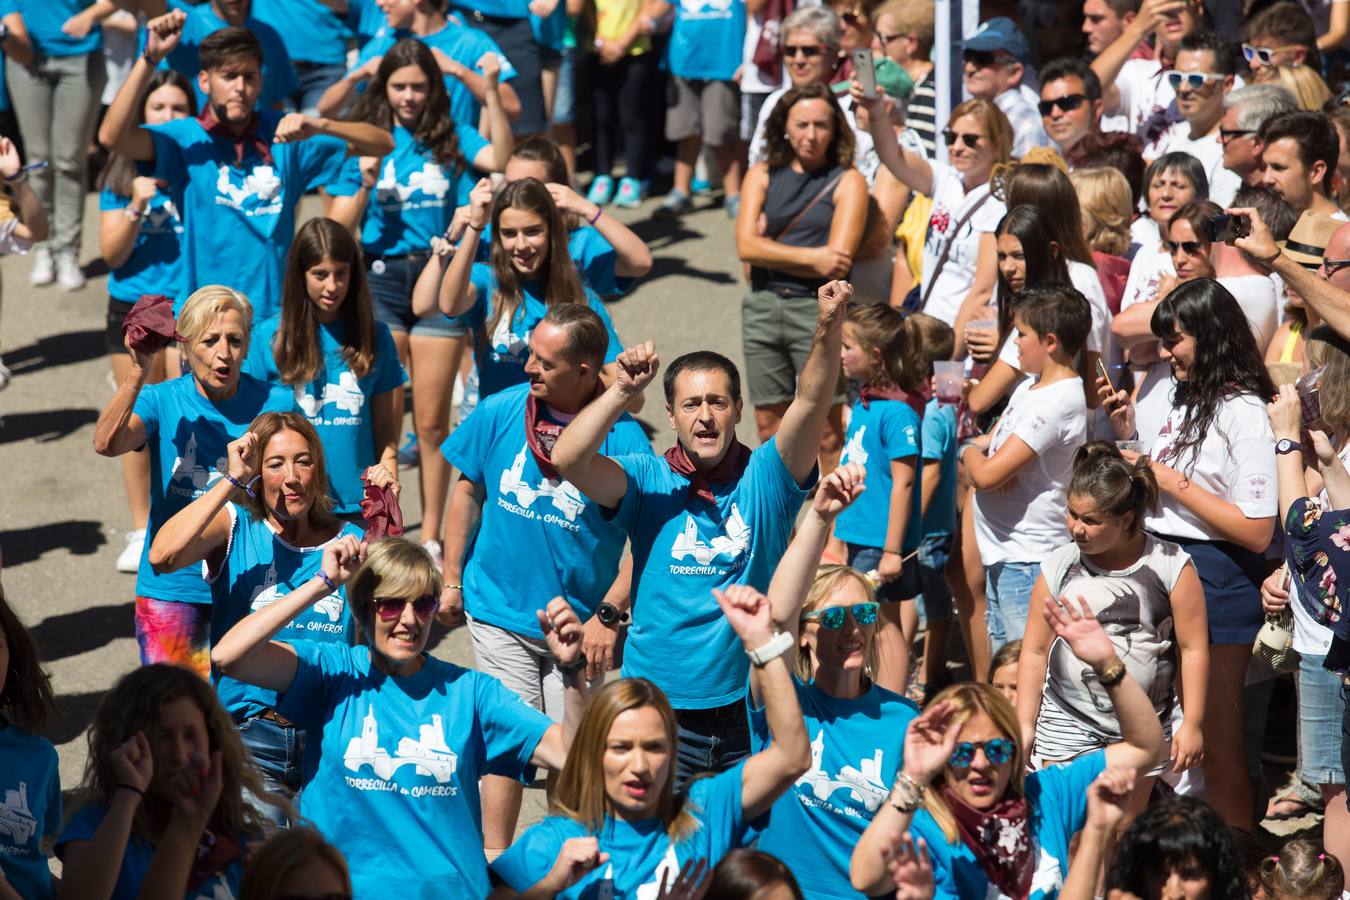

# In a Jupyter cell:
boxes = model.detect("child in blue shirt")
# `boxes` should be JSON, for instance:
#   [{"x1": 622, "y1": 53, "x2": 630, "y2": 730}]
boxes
[
  {"x1": 836, "y1": 302, "x2": 925, "y2": 696},
  {"x1": 0, "y1": 595, "x2": 60, "y2": 900}
]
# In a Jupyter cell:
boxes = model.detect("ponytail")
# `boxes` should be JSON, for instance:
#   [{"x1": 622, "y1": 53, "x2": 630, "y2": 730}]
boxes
[
  {"x1": 1258, "y1": 839, "x2": 1344, "y2": 900},
  {"x1": 845, "y1": 304, "x2": 926, "y2": 393},
  {"x1": 1067, "y1": 441, "x2": 1158, "y2": 535}
]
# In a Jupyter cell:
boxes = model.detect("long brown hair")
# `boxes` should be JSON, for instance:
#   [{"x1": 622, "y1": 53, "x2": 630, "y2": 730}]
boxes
[
  {"x1": 233, "y1": 412, "x2": 339, "y2": 529},
  {"x1": 551, "y1": 678, "x2": 700, "y2": 841},
  {"x1": 274, "y1": 217, "x2": 377, "y2": 385},
  {"x1": 487, "y1": 178, "x2": 588, "y2": 339},
  {"x1": 845, "y1": 303, "x2": 926, "y2": 393},
  {"x1": 1004, "y1": 163, "x2": 1095, "y2": 265},
  {"x1": 97, "y1": 69, "x2": 198, "y2": 197},
  {"x1": 0, "y1": 586, "x2": 57, "y2": 734},
  {"x1": 78, "y1": 664, "x2": 288, "y2": 840},
  {"x1": 348, "y1": 38, "x2": 465, "y2": 173},
  {"x1": 762, "y1": 82, "x2": 856, "y2": 170}
]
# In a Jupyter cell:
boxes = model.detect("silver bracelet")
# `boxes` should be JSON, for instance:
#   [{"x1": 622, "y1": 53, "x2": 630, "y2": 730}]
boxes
[{"x1": 889, "y1": 771, "x2": 926, "y2": 813}]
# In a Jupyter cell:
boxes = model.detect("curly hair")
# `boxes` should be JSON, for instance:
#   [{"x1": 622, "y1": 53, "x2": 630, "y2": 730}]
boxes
[
  {"x1": 348, "y1": 38, "x2": 466, "y2": 174},
  {"x1": 1107, "y1": 796, "x2": 1251, "y2": 900},
  {"x1": 762, "y1": 83, "x2": 856, "y2": 170}
]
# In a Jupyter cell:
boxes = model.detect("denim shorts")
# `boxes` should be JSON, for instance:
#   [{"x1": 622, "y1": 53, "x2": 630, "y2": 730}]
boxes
[
  {"x1": 985, "y1": 560, "x2": 1041, "y2": 651},
  {"x1": 847, "y1": 543, "x2": 920, "y2": 603},
  {"x1": 1165, "y1": 535, "x2": 1264, "y2": 645},
  {"x1": 673, "y1": 702, "x2": 750, "y2": 789},
  {"x1": 915, "y1": 533, "x2": 954, "y2": 624},
  {"x1": 236, "y1": 713, "x2": 304, "y2": 828},
  {"x1": 367, "y1": 252, "x2": 465, "y2": 339},
  {"x1": 1298, "y1": 652, "x2": 1347, "y2": 785},
  {"x1": 551, "y1": 47, "x2": 576, "y2": 125}
]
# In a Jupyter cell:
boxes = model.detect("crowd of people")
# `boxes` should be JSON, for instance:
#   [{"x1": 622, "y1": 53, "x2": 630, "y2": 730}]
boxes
[{"x1": 9, "y1": 0, "x2": 1350, "y2": 897}]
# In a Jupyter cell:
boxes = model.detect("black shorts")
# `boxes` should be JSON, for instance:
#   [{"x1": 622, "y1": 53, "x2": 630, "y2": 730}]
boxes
[
  {"x1": 462, "y1": 13, "x2": 546, "y2": 136},
  {"x1": 106, "y1": 297, "x2": 134, "y2": 355}
]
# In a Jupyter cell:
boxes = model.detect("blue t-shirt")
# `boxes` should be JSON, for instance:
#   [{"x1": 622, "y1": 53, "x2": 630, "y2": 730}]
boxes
[
  {"x1": 146, "y1": 112, "x2": 347, "y2": 316},
  {"x1": 346, "y1": 0, "x2": 385, "y2": 42},
  {"x1": 915, "y1": 750, "x2": 1106, "y2": 900},
  {"x1": 155, "y1": 4, "x2": 298, "y2": 110},
  {"x1": 441, "y1": 382, "x2": 652, "y2": 635},
  {"x1": 274, "y1": 641, "x2": 552, "y2": 900},
  {"x1": 835, "y1": 397, "x2": 922, "y2": 552},
  {"x1": 244, "y1": 316, "x2": 407, "y2": 513},
  {"x1": 492, "y1": 762, "x2": 749, "y2": 898},
  {"x1": 56, "y1": 804, "x2": 244, "y2": 900},
  {"x1": 11, "y1": 0, "x2": 99, "y2": 56},
  {"x1": 456, "y1": 265, "x2": 623, "y2": 401},
  {"x1": 920, "y1": 398, "x2": 958, "y2": 539},
  {"x1": 329, "y1": 123, "x2": 488, "y2": 257},
  {"x1": 748, "y1": 677, "x2": 918, "y2": 900},
  {"x1": 665, "y1": 0, "x2": 744, "y2": 81},
  {"x1": 207, "y1": 505, "x2": 363, "y2": 720},
  {"x1": 252, "y1": 0, "x2": 348, "y2": 65},
  {"x1": 448, "y1": 0, "x2": 529, "y2": 19},
  {"x1": 132, "y1": 373, "x2": 297, "y2": 603},
  {"x1": 608, "y1": 439, "x2": 815, "y2": 708},
  {"x1": 350, "y1": 22, "x2": 517, "y2": 132},
  {"x1": 474, "y1": 225, "x2": 637, "y2": 296},
  {"x1": 0, "y1": 726, "x2": 59, "y2": 900},
  {"x1": 98, "y1": 185, "x2": 185, "y2": 304}
]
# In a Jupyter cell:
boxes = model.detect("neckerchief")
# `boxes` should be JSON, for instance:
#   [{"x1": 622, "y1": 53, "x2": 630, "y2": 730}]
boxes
[
  {"x1": 198, "y1": 106, "x2": 273, "y2": 166},
  {"x1": 186, "y1": 823, "x2": 241, "y2": 892},
  {"x1": 858, "y1": 383, "x2": 930, "y2": 419},
  {"x1": 941, "y1": 786, "x2": 1034, "y2": 899},
  {"x1": 524, "y1": 381, "x2": 604, "y2": 479},
  {"x1": 662, "y1": 439, "x2": 752, "y2": 504}
]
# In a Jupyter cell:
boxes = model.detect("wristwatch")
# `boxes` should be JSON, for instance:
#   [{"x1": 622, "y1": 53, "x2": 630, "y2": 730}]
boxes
[
  {"x1": 596, "y1": 601, "x2": 630, "y2": 627},
  {"x1": 1096, "y1": 658, "x2": 1127, "y2": 688},
  {"x1": 747, "y1": 631, "x2": 795, "y2": 667},
  {"x1": 1276, "y1": 438, "x2": 1301, "y2": 455},
  {"x1": 556, "y1": 653, "x2": 588, "y2": 676}
]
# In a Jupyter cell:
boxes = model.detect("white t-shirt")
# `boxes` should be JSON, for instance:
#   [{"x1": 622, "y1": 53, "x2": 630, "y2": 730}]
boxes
[
  {"x1": 1217, "y1": 274, "x2": 1278, "y2": 352},
  {"x1": 1133, "y1": 361, "x2": 1175, "y2": 448},
  {"x1": 1112, "y1": 59, "x2": 1181, "y2": 148},
  {"x1": 919, "y1": 161, "x2": 1006, "y2": 326},
  {"x1": 1121, "y1": 240, "x2": 1174, "y2": 312},
  {"x1": 995, "y1": 261, "x2": 1112, "y2": 372},
  {"x1": 1130, "y1": 216, "x2": 1161, "y2": 248},
  {"x1": 1147, "y1": 121, "x2": 1244, "y2": 207},
  {"x1": 1144, "y1": 392, "x2": 1278, "y2": 541},
  {"x1": 974, "y1": 376, "x2": 1088, "y2": 565}
]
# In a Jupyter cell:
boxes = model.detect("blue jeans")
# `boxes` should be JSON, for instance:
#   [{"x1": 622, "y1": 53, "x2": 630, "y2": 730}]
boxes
[
  {"x1": 985, "y1": 560, "x2": 1040, "y2": 652},
  {"x1": 915, "y1": 533, "x2": 955, "y2": 626},
  {"x1": 1299, "y1": 652, "x2": 1347, "y2": 785},
  {"x1": 284, "y1": 61, "x2": 347, "y2": 116},
  {"x1": 237, "y1": 714, "x2": 304, "y2": 828},
  {"x1": 673, "y1": 702, "x2": 750, "y2": 789}
]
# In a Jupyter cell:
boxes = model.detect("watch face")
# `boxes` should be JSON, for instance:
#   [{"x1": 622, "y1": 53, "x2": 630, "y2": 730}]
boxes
[{"x1": 597, "y1": 603, "x2": 617, "y2": 626}]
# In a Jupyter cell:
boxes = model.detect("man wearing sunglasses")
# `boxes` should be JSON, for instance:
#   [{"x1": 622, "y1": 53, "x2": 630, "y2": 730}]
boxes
[
  {"x1": 1038, "y1": 57, "x2": 1104, "y2": 155},
  {"x1": 1219, "y1": 82, "x2": 1297, "y2": 190},
  {"x1": 960, "y1": 17, "x2": 1046, "y2": 158},
  {"x1": 1091, "y1": 0, "x2": 1201, "y2": 146},
  {"x1": 1242, "y1": 1, "x2": 1318, "y2": 83},
  {"x1": 1147, "y1": 31, "x2": 1242, "y2": 205}
]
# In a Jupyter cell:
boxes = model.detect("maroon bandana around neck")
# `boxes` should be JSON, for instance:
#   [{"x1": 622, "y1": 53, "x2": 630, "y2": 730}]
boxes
[
  {"x1": 186, "y1": 824, "x2": 241, "y2": 893},
  {"x1": 663, "y1": 439, "x2": 752, "y2": 504},
  {"x1": 524, "y1": 381, "x2": 604, "y2": 479},
  {"x1": 941, "y1": 787, "x2": 1034, "y2": 900},
  {"x1": 858, "y1": 384, "x2": 929, "y2": 419},
  {"x1": 198, "y1": 106, "x2": 273, "y2": 166}
]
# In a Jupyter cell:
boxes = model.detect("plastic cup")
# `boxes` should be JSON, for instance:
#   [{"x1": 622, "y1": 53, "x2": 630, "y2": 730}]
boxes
[
  {"x1": 934, "y1": 360, "x2": 964, "y2": 405},
  {"x1": 1115, "y1": 440, "x2": 1146, "y2": 455}
]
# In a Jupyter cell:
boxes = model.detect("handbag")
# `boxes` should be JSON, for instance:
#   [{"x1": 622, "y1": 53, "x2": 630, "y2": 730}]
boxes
[{"x1": 1252, "y1": 566, "x2": 1298, "y2": 675}]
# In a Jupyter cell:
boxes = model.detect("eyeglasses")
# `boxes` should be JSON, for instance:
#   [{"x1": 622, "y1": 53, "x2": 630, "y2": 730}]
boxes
[
  {"x1": 802, "y1": 601, "x2": 879, "y2": 629},
  {"x1": 1164, "y1": 239, "x2": 1206, "y2": 255},
  {"x1": 1218, "y1": 128, "x2": 1256, "y2": 143},
  {"x1": 1323, "y1": 257, "x2": 1350, "y2": 277},
  {"x1": 943, "y1": 129, "x2": 982, "y2": 148},
  {"x1": 963, "y1": 49, "x2": 1011, "y2": 69},
  {"x1": 784, "y1": 44, "x2": 825, "y2": 58},
  {"x1": 1164, "y1": 70, "x2": 1223, "y2": 90},
  {"x1": 1242, "y1": 42, "x2": 1302, "y2": 66},
  {"x1": 373, "y1": 595, "x2": 438, "y2": 622},
  {"x1": 1037, "y1": 93, "x2": 1088, "y2": 116},
  {"x1": 949, "y1": 738, "x2": 1015, "y2": 768},
  {"x1": 875, "y1": 30, "x2": 906, "y2": 48}
]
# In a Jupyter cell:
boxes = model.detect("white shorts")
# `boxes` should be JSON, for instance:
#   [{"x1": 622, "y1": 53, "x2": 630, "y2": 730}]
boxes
[{"x1": 466, "y1": 614, "x2": 600, "y2": 721}]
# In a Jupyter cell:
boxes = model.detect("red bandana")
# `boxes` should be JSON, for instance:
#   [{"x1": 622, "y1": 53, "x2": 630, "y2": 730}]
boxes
[
  {"x1": 859, "y1": 384, "x2": 930, "y2": 419},
  {"x1": 524, "y1": 381, "x2": 604, "y2": 479},
  {"x1": 662, "y1": 439, "x2": 752, "y2": 504},
  {"x1": 360, "y1": 476, "x2": 405, "y2": 542},
  {"x1": 198, "y1": 107, "x2": 273, "y2": 166},
  {"x1": 121, "y1": 293, "x2": 184, "y2": 354},
  {"x1": 941, "y1": 787, "x2": 1034, "y2": 899},
  {"x1": 186, "y1": 824, "x2": 241, "y2": 893}
]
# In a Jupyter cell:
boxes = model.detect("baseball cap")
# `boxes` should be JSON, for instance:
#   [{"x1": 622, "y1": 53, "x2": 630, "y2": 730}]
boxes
[{"x1": 963, "y1": 16, "x2": 1030, "y2": 62}]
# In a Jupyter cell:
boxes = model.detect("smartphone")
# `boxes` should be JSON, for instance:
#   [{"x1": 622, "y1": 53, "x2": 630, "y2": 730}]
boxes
[
  {"x1": 852, "y1": 49, "x2": 878, "y2": 100},
  {"x1": 1096, "y1": 358, "x2": 1116, "y2": 394},
  {"x1": 1204, "y1": 213, "x2": 1251, "y2": 244}
]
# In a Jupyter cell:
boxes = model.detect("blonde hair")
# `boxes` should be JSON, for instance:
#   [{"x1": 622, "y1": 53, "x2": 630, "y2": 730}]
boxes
[
  {"x1": 1070, "y1": 167, "x2": 1133, "y2": 256},
  {"x1": 1274, "y1": 65, "x2": 1333, "y2": 111},
  {"x1": 1305, "y1": 325, "x2": 1350, "y2": 434},
  {"x1": 345, "y1": 538, "x2": 443, "y2": 640},
  {"x1": 919, "y1": 682, "x2": 1027, "y2": 843},
  {"x1": 239, "y1": 827, "x2": 351, "y2": 899},
  {"x1": 1258, "y1": 838, "x2": 1344, "y2": 900},
  {"x1": 948, "y1": 99, "x2": 1014, "y2": 168},
  {"x1": 177, "y1": 284, "x2": 254, "y2": 352},
  {"x1": 551, "y1": 678, "x2": 700, "y2": 841},
  {"x1": 795, "y1": 565, "x2": 880, "y2": 682},
  {"x1": 872, "y1": 0, "x2": 933, "y2": 55}
]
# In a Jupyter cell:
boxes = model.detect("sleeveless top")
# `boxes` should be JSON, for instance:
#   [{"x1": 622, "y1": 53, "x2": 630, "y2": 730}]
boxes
[{"x1": 752, "y1": 162, "x2": 847, "y2": 296}]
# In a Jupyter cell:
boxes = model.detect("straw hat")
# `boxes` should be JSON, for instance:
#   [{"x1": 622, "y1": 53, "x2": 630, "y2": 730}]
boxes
[{"x1": 1284, "y1": 210, "x2": 1343, "y2": 269}]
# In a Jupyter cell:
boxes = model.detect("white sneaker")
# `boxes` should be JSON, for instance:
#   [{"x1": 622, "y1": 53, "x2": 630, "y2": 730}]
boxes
[
  {"x1": 0, "y1": 359, "x2": 11, "y2": 391},
  {"x1": 29, "y1": 248, "x2": 53, "y2": 286},
  {"x1": 56, "y1": 252, "x2": 85, "y2": 291},
  {"x1": 421, "y1": 538, "x2": 444, "y2": 572},
  {"x1": 117, "y1": 528, "x2": 146, "y2": 573}
]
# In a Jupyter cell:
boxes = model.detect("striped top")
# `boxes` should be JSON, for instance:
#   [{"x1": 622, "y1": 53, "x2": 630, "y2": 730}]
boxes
[{"x1": 905, "y1": 67, "x2": 937, "y2": 158}]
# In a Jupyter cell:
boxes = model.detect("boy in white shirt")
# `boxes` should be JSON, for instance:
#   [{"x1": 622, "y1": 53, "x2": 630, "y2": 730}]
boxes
[{"x1": 961, "y1": 283, "x2": 1092, "y2": 649}]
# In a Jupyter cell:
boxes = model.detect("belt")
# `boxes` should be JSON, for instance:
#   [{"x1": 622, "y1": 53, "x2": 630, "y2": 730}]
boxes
[{"x1": 255, "y1": 708, "x2": 295, "y2": 728}]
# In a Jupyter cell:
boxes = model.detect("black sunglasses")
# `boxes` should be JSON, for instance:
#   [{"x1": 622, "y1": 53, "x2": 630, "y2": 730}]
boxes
[
  {"x1": 1037, "y1": 93, "x2": 1088, "y2": 116},
  {"x1": 1323, "y1": 257, "x2": 1350, "y2": 276},
  {"x1": 1163, "y1": 239, "x2": 1206, "y2": 255},
  {"x1": 784, "y1": 44, "x2": 824, "y2": 58},
  {"x1": 1218, "y1": 128, "x2": 1256, "y2": 143},
  {"x1": 963, "y1": 49, "x2": 1005, "y2": 68},
  {"x1": 943, "y1": 129, "x2": 981, "y2": 148}
]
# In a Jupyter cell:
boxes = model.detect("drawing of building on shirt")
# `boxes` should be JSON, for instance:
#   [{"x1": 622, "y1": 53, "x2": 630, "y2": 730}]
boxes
[
  {"x1": 498, "y1": 446, "x2": 587, "y2": 521},
  {"x1": 490, "y1": 314, "x2": 529, "y2": 364},
  {"x1": 249, "y1": 563, "x2": 345, "y2": 622},
  {"x1": 670, "y1": 504, "x2": 750, "y2": 566},
  {"x1": 343, "y1": 708, "x2": 457, "y2": 783},
  {"x1": 635, "y1": 845, "x2": 682, "y2": 900},
  {"x1": 171, "y1": 433, "x2": 225, "y2": 493},
  {"x1": 840, "y1": 426, "x2": 869, "y2": 467},
  {"x1": 796, "y1": 732, "x2": 888, "y2": 812},
  {"x1": 375, "y1": 159, "x2": 451, "y2": 203},
  {"x1": 215, "y1": 163, "x2": 282, "y2": 206},
  {"x1": 0, "y1": 782, "x2": 37, "y2": 846},
  {"x1": 296, "y1": 371, "x2": 365, "y2": 419}
]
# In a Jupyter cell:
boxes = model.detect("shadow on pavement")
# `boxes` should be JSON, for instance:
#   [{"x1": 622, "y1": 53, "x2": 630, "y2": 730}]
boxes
[
  {"x1": 46, "y1": 689, "x2": 108, "y2": 748},
  {"x1": 4, "y1": 329, "x2": 105, "y2": 376},
  {"x1": 29, "y1": 599, "x2": 135, "y2": 664},
  {"x1": 0, "y1": 520, "x2": 107, "y2": 568},
  {"x1": 0, "y1": 408, "x2": 99, "y2": 444}
]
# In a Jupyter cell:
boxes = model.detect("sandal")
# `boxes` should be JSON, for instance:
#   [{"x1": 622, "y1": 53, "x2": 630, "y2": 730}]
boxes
[{"x1": 1265, "y1": 779, "x2": 1324, "y2": 821}]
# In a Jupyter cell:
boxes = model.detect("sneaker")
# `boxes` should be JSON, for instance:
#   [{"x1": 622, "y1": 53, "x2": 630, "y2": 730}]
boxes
[
  {"x1": 690, "y1": 175, "x2": 713, "y2": 195},
  {"x1": 421, "y1": 538, "x2": 444, "y2": 572},
  {"x1": 586, "y1": 175, "x2": 615, "y2": 206},
  {"x1": 56, "y1": 251, "x2": 85, "y2": 291},
  {"x1": 724, "y1": 193, "x2": 741, "y2": 220},
  {"x1": 613, "y1": 177, "x2": 645, "y2": 209},
  {"x1": 117, "y1": 528, "x2": 146, "y2": 573},
  {"x1": 29, "y1": 248, "x2": 53, "y2": 286},
  {"x1": 0, "y1": 358, "x2": 11, "y2": 392},
  {"x1": 653, "y1": 189, "x2": 693, "y2": 220},
  {"x1": 397, "y1": 432, "x2": 419, "y2": 467}
]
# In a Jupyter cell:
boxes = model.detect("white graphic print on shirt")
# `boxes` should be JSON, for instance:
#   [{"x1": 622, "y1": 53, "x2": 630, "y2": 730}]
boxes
[
  {"x1": 295, "y1": 371, "x2": 365, "y2": 422},
  {"x1": 490, "y1": 313, "x2": 529, "y2": 366},
  {"x1": 669, "y1": 504, "x2": 751, "y2": 572},
  {"x1": 0, "y1": 782, "x2": 37, "y2": 846},
  {"x1": 795, "y1": 732, "x2": 889, "y2": 815},
  {"x1": 840, "y1": 425, "x2": 869, "y2": 467},
  {"x1": 170, "y1": 433, "x2": 226, "y2": 499},
  {"x1": 214, "y1": 164, "x2": 283, "y2": 216},
  {"x1": 248, "y1": 562, "x2": 346, "y2": 631},
  {"x1": 343, "y1": 708, "x2": 459, "y2": 790},
  {"x1": 636, "y1": 845, "x2": 683, "y2": 900},
  {"x1": 497, "y1": 445, "x2": 587, "y2": 527},
  {"x1": 375, "y1": 159, "x2": 451, "y2": 207}
]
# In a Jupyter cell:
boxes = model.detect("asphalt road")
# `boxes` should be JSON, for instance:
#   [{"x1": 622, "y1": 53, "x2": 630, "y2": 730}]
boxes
[{"x1": 0, "y1": 188, "x2": 752, "y2": 853}]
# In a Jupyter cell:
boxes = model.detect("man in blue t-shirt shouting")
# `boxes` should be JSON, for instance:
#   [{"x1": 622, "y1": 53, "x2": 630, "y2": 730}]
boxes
[
  {"x1": 438, "y1": 303, "x2": 651, "y2": 854},
  {"x1": 553, "y1": 279, "x2": 852, "y2": 781},
  {"x1": 98, "y1": 22, "x2": 394, "y2": 321}
]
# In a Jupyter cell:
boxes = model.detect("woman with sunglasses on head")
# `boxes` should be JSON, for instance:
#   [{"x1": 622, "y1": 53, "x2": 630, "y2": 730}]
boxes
[
  {"x1": 211, "y1": 536, "x2": 588, "y2": 899},
  {"x1": 147, "y1": 412, "x2": 370, "y2": 823},
  {"x1": 854, "y1": 85, "x2": 1012, "y2": 357},
  {"x1": 1100, "y1": 278, "x2": 1278, "y2": 831},
  {"x1": 849, "y1": 595, "x2": 1164, "y2": 900}
]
